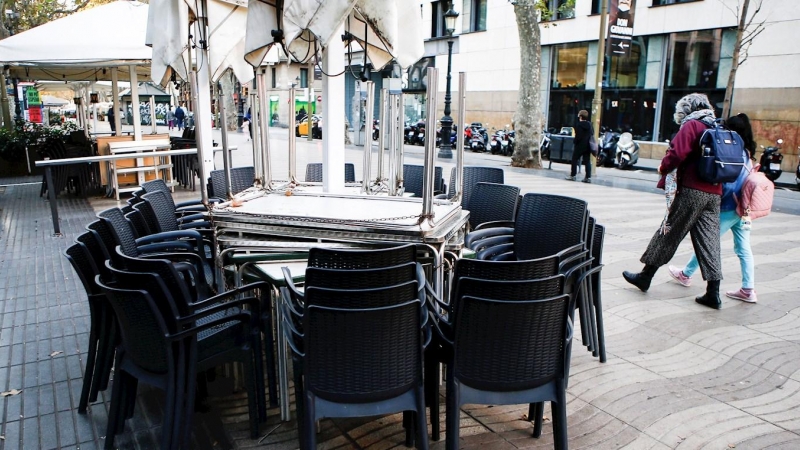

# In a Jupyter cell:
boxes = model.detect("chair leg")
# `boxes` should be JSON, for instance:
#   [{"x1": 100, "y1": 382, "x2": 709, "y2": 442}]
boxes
[
  {"x1": 552, "y1": 384, "x2": 568, "y2": 450},
  {"x1": 302, "y1": 393, "x2": 317, "y2": 450},
  {"x1": 583, "y1": 278, "x2": 599, "y2": 355},
  {"x1": 104, "y1": 360, "x2": 125, "y2": 450},
  {"x1": 404, "y1": 411, "x2": 414, "y2": 447},
  {"x1": 78, "y1": 303, "x2": 100, "y2": 413},
  {"x1": 425, "y1": 354, "x2": 440, "y2": 441},
  {"x1": 292, "y1": 358, "x2": 306, "y2": 450},
  {"x1": 593, "y1": 274, "x2": 607, "y2": 363},
  {"x1": 445, "y1": 376, "x2": 459, "y2": 450},
  {"x1": 262, "y1": 306, "x2": 278, "y2": 408},
  {"x1": 415, "y1": 386, "x2": 430, "y2": 450},
  {"x1": 243, "y1": 357, "x2": 260, "y2": 439},
  {"x1": 250, "y1": 331, "x2": 268, "y2": 421},
  {"x1": 531, "y1": 402, "x2": 544, "y2": 438}
]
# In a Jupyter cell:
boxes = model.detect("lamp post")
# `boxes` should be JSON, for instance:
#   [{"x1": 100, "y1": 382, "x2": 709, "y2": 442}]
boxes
[{"x1": 436, "y1": 6, "x2": 459, "y2": 159}]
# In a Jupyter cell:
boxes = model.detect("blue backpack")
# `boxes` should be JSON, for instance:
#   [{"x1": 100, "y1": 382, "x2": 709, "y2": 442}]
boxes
[{"x1": 697, "y1": 119, "x2": 747, "y2": 184}]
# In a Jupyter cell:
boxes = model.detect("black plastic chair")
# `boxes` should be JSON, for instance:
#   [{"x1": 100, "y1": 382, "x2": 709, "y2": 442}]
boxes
[
  {"x1": 446, "y1": 166, "x2": 504, "y2": 207},
  {"x1": 284, "y1": 282, "x2": 429, "y2": 450},
  {"x1": 464, "y1": 182, "x2": 520, "y2": 231},
  {"x1": 403, "y1": 164, "x2": 446, "y2": 197},
  {"x1": 140, "y1": 191, "x2": 212, "y2": 233},
  {"x1": 208, "y1": 166, "x2": 256, "y2": 199},
  {"x1": 588, "y1": 223, "x2": 607, "y2": 362},
  {"x1": 304, "y1": 163, "x2": 356, "y2": 182},
  {"x1": 96, "y1": 274, "x2": 265, "y2": 449},
  {"x1": 443, "y1": 293, "x2": 571, "y2": 450},
  {"x1": 141, "y1": 179, "x2": 209, "y2": 212}
]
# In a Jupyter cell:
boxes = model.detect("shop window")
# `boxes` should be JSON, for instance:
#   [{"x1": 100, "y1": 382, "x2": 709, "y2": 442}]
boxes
[
  {"x1": 431, "y1": 1, "x2": 446, "y2": 38},
  {"x1": 461, "y1": 0, "x2": 487, "y2": 32},
  {"x1": 665, "y1": 29, "x2": 725, "y2": 89},
  {"x1": 591, "y1": 0, "x2": 604, "y2": 14},
  {"x1": 605, "y1": 36, "x2": 647, "y2": 89},
  {"x1": 300, "y1": 68, "x2": 308, "y2": 88},
  {"x1": 548, "y1": 0, "x2": 575, "y2": 20},
  {"x1": 551, "y1": 43, "x2": 588, "y2": 89}
]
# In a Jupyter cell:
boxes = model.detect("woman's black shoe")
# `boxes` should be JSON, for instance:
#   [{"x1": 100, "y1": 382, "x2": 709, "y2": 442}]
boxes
[
  {"x1": 695, "y1": 294, "x2": 722, "y2": 309},
  {"x1": 623, "y1": 270, "x2": 653, "y2": 292}
]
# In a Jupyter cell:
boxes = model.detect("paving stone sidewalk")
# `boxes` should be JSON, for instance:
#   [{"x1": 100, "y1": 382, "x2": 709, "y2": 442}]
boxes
[{"x1": 2, "y1": 164, "x2": 800, "y2": 449}]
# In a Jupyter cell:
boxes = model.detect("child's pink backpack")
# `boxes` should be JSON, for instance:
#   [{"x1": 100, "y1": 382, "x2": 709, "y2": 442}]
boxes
[{"x1": 736, "y1": 164, "x2": 774, "y2": 220}]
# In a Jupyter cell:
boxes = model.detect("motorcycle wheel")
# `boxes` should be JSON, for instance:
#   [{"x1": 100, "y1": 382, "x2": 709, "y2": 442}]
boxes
[
  {"x1": 766, "y1": 171, "x2": 780, "y2": 182},
  {"x1": 596, "y1": 153, "x2": 606, "y2": 167},
  {"x1": 618, "y1": 159, "x2": 628, "y2": 170}
]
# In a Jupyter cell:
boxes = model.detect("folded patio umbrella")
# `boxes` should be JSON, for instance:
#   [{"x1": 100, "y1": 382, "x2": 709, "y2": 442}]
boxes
[{"x1": 244, "y1": 0, "x2": 424, "y2": 69}]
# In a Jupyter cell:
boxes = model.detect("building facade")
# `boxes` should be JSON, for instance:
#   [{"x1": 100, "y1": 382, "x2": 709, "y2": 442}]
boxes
[{"x1": 421, "y1": 0, "x2": 800, "y2": 169}]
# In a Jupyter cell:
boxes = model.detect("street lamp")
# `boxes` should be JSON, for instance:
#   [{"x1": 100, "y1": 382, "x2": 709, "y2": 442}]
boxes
[{"x1": 437, "y1": 5, "x2": 459, "y2": 159}]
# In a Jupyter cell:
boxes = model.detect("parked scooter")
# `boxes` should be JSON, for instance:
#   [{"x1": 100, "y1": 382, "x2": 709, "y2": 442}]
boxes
[
  {"x1": 372, "y1": 119, "x2": 379, "y2": 141},
  {"x1": 468, "y1": 124, "x2": 487, "y2": 152},
  {"x1": 596, "y1": 128, "x2": 620, "y2": 167},
  {"x1": 615, "y1": 132, "x2": 639, "y2": 169},
  {"x1": 758, "y1": 138, "x2": 783, "y2": 182},
  {"x1": 413, "y1": 121, "x2": 426, "y2": 146},
  {"x1": 539, "y1": 130, "x2": 551, "y2": 160},
  {"x1": 489, "y1": 126, "x2": 513, "y2": 156}
]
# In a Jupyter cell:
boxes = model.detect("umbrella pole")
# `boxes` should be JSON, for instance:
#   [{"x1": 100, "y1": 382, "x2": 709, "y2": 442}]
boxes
[
  {"x1": 111, "y1": 68, "x2": 121, "y2": 136},
  {"x1": 192, "y1": 0, "x2": 215, "y2": 198},
  {"x1": 150, "y1": 95, "x2": 157, "y2": 134},
  {"x1": 129, "y1": 66, "x2": 142, "y2": 140},
  {"x1": 249, "y1": 90, "x2": 263, "y2": 182},
  {"x1": 91, "y1": 82, "x2": 98, "y2": 136},
  {"x1": 287, "y1": 83, "x2": 296, "y2": 182},
  {"x1": 386, "y1": 91, "x2": 398, "y2": 196},
  {"x1": 377, "y1": 88, "x2": 387, "y2": 183},
  {"x1": 322, "y1": 23, "x2": 346, "y2": 193}
]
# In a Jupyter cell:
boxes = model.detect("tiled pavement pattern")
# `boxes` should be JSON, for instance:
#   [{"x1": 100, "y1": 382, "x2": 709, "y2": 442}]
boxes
[{"x1": 2, "y1": 151, "x2": 800, "y2": 449}]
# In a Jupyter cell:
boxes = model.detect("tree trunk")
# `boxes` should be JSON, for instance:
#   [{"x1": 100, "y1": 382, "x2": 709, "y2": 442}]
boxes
[
  {"x1": 722, "y1": 0, "x2": 749, "y2": 120},
  {"x1": 511, "y1": 0, "x2": 543, "y2": 169},
  {"x1": 219, "y1": 70, "x2": 239, "y2": 131}
]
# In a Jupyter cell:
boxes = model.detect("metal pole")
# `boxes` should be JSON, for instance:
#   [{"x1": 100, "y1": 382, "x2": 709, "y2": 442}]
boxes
[
  {"x1": 91, "y1": 82, "x2": 98, "y2": 134},
  {"x1": 111, "y1": 68, "x2": 122, "y2": 136},
  {"x1": 361, "y1": 81, "x2": 375, "y2": 193},
  {"x1": 307, "y1": 61, "x2": 314, "y2": 142},
  {"x1": 437, "y1": 39, "x2": 455, "y2": 159},
  {"x1": 387, "y1": 93, "x2": 398, "y2": 196},
  {"x1": 217, "y1": 89, "x2": 232, "y2": 198},
  {"x1": 395, "y1": 93, "x2": 405, "y2": 193},
  {"x1": 288, "y1": 86, "x2": 297, "y2": 182},
  {"x1": 377, "y1": 88, "x2": 387, "y2": 181},
  {"x1": 130, "y1": 67, "x2": 142, "y2": 140},
  {"x1": 454, "y1": 72, "x2": 467, "y2": 204},
  {"x1": 250, "y1": 91, "x2": 263, "y2": 182},
  {"x1": 590, "y1": 0, "x2": 609, "y2": 178},
  {"x1": 422, "y1": 67, "x2": 439, "y2": 222},
  {"x1": 44, "y1": 166, "x2": 61, "y2": 235},
  {"x1": 256, "y1": 69, "x2": 272, "y2": 186},
  {"x1": 149, "y1": 95, "x2": 157, "y2": 135},
  {"x1": 188, "y1": 70, "x2": 209, "y2": 204},
  {"x1": 0, "y1": 71, "x2": 11, "y2": 130}
]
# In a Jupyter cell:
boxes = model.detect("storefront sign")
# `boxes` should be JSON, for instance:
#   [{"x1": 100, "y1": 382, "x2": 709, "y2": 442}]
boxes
[
  {"x1": 26, "y1": 88, "x2": 41, "y2": 106},
  {"x1": 607, "y1": 0, "x2": 636, "y2": 57},
  {"x1": 28, "y1": 106, "x2": 42, "y2": 123}
]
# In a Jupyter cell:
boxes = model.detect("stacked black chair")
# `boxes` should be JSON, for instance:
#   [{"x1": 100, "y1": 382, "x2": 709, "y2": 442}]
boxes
[
  {"x1": 280, "y1": 244, "x2": 431, "y2": 449},
  {"x1": 207, "y1": 166, "x2": 256, "y2": 199},
  {"x1": 403, "y1": 164, "x2": 446, "y2": 197},
  {"x1": 433, "y1": 275, "x2": 573, "y2": 450},
  {"x1": 96, "y1": 271, "x2": 267, "y2": 449},
  {"x1": 444, "y1": 166, "x2": 504, "y2": 207},
  {"x1": 141, "y1": 179, "x2": 210, "y2": 212},
  {"x1": 464, "y1": 182, "x2": 520, "y2": 231},
  {"x1": 304, "y1": 163, "x2": 356, "y2": 182}
]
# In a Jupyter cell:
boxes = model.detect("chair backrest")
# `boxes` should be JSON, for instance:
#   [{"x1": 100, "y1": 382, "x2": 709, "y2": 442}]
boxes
[
  {"x1": 448, "y1": 166, "x2": 504, "y2": 207},
  {"x1": 125, "y1": 209, "x2": 152, "y2": 238},
  {"x1": 305, "y1": 262, "x2": 417, "y2": 291},
  {"x1": 97, "y1": 208, "x2": 139, "y2": 259},
  {"x1": 64, "y1": 243, "x2": 102, "y2": 297},
  {"x1": 75, "y1": 231, "x2": 112, "y2": 281},
  {"x1": 209, "y1": 166, "x2": 256, "y2": 198},
  {"x1": 592, "y1": 223, "x2": 605, "y2": 267},
  {"x1": 132, "y1": 201, "x2": 162, "y2": 234},
  {"x1": 453, "y1": 255, "x2": 560, "y2": 283},
  {"x1": 142, "y1": 191, "x2": 179, "y2": 232},
  {"x1": 453, "y1": 293, "x2": 570, "y2": 391},
  {"x1": 466, "y1": 182, "x2": 520, "y2": 229},
  {"x1": 308, "y1": 244, "x2": 416, "y2": 269},
  {"x1": 141, "y1": 179, "x2": 171, "y2": 196},
  {"x1": 402, "y1": 164, "x2": 444, "y2": 197},
  {"x1": 95, "y1": 278, "x2": 175, "y2": 374},
  {"x1": 86, "y1": 220, "x2": 115, "y2": 263},
  {"x1": 514, "y1": 193, "x2": 588, "y2": 261},
  {"x1": 304, "y1": 163, "x2": 356, "y2": 183},
  {"x1": 305, "y1": 279, "x2": 419, "y2": 309},
  {"x1": 454, "y1": 275, "x2": 564, "y2": 305},
  {"x1": 304, "y1": 299, "x2": 423, "y2": 403},
  {"x1": 112, "y1": 249, "x2": 196, "y2": 314},
  {"x1": 107, "y1": 259, "x2": 187, "y2": 319}
]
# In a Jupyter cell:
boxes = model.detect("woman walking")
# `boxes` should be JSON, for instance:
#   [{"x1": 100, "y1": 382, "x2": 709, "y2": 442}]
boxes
[
  {"x1": 622, "y1": 93, "x2": 724, "y2": 309},
  {"x1": 668, "y1": 113, "x2": 757, "y2": 303}
]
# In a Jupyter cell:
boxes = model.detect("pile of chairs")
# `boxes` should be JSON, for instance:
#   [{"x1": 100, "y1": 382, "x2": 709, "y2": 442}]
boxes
[
  {"x1": 62, "y1": 166, "x2": 607, "y2": 449},
  {"x1": 39, "y1": 136, "x2": 101, "y2": 197},
  {"x1": 64, "y1": 187, "x2": 275, "y2": 449}
]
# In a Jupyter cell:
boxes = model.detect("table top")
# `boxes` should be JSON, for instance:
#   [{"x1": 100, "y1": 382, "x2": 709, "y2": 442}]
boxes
[{"x1": 251, "y1": 261, "x2": 308, "y2": 285}]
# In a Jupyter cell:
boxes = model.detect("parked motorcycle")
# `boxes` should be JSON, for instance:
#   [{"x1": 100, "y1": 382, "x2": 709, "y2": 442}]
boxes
[
  {"x1": 413, "y1": 121, "x2": 426, "y2": 146},
  {"x1": 596, "y1": 128, "x2": 620, "y2": 167},
  {"x1": 468, "y1": 125, "x2": 487, "y2": 152},
  {"x1": 796, "y1": 146, "x2": 800, "y2": 190},
  {"x1": 615, "y1": 132, "x2": 639, "y2": 169},
  {"x1": 489, "y1": 126, "x2": 514, "y2": 156},
  {"x1": 435, "y1": 123, "x2": 457, "y2": 148},
  {"x1": 758, "y1": 138, "x2": 783, "y2": 182},
  {"x1": 404, "y1": 122, "x2": 415, "y2": 144},
  {"x1": 539, "y1": 131, "x2": 551, "y2": 161},
  {"x1": 372, "y1": 119, "x2": 379, "y2": 141}
]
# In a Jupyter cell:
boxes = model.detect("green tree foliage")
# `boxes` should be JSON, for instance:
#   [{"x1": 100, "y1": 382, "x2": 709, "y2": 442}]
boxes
[{"x1": 1, "y1": 0, "x2": 123, "y2": 35}]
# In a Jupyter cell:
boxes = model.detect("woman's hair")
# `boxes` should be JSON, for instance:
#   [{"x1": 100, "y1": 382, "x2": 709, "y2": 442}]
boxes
[
  {"x1": 726, "y1": 113, "x2": 756, "y2": 158},
  {"x1": 673, "y1": 93, "x2": 713, "y2": 124}
]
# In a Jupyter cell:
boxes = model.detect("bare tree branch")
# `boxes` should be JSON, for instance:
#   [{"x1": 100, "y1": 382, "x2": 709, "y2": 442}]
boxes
[
  {"x1": 717, "y1": 0, "x2": 738, "y2": 19},
  {"x1": 740, "y1": 26, "x2": 765, "y2": 48}
]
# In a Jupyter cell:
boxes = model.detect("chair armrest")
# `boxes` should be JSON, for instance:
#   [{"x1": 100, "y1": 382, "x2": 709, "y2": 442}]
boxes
[
  {"x1": 176, "y1": 213, "x2": 207, "y2": 224},
  {"x1": 476, "y1": 241, "x2": 514, "y2": 261},
  {"x1": 137, "y1": 241, "x2": 195, "y2": 254},
  {"x1": 474, "y1": 221, "x2": 515, "y2": 231},
  {"x1": 281, "y1": 267, "x2": 305, "y2": 303},
  {"x1": 188, "y1": 295, "x2": 262, "y2": 318},
  {"x1": 465, "y1": 227, "x2": 514, "y2": 249},
  {"x1": 168, "y1": 312, "x2": 252, "y2": 341}
]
